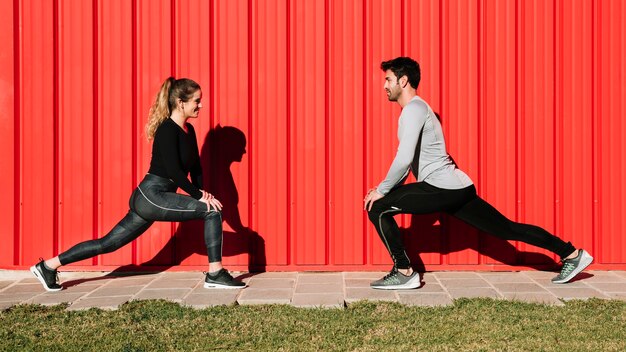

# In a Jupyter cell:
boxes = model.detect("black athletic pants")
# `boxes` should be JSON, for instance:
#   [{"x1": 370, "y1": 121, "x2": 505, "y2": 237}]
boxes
[
  {"x1": 367, "y1": 182, "x2": 576, "y2": 269},
  {"x1": 58, "y1": 173, "x2": 222, "y2": 265}
]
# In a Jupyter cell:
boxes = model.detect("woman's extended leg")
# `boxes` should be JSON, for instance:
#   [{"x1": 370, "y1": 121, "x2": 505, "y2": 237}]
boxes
[{"x1": 30, "y1": 209, "x2": 153, "y2": 291}]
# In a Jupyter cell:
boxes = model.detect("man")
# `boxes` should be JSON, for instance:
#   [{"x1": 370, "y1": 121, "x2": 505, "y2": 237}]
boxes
[{"x1": 364, "y1": 57, "x2": 593, "y2": 290}]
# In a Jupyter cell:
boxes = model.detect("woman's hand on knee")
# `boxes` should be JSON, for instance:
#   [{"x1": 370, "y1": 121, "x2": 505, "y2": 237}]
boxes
[{"x1": 200, "y1": 190, "x2": 223, "y2": 211}]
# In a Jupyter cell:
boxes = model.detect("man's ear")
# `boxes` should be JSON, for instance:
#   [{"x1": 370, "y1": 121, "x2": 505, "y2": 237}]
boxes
[{"x1": 400, "y1": 76, "x2": 408, "y2": 88}]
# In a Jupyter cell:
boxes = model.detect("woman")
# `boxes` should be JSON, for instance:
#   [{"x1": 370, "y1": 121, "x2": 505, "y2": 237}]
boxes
[
  {"x1": 31, "y1": 77, "x2": 245, "y2": 291},
  {"x1": 364, "y1": 57, "x2": 593, "y2": 289}
]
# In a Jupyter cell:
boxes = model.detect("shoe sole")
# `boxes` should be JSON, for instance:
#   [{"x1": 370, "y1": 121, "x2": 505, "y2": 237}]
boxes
[
  {"x1": 203, "y1": 282, "x2": 246, "y2": 289},
  {"x1": 552, "y1": 250, "x2": 594, "y2": 284},
  {"x1": 29, "y1": 265, "x2": 62, "y2": 292}
]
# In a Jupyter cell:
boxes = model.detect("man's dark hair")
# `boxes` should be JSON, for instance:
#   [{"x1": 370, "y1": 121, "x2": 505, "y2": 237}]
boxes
[{"x1": 380, "y1": 57, "x2": 421, "y2": 89}]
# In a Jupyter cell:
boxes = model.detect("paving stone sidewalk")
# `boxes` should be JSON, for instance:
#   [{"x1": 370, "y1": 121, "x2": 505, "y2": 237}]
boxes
[{"x1": 1, "y1": 270, "x2": 625, "y2": 311}]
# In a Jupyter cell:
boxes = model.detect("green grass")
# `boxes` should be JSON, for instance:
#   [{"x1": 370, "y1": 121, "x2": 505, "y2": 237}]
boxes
[{"x1": 1, "y1": 299, "x2": 625, "y2": 351}]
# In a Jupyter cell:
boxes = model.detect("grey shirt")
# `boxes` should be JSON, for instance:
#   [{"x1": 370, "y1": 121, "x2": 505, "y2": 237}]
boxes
[{"x1": 376, "y1": 96, "x2": 473, "y2": 195}]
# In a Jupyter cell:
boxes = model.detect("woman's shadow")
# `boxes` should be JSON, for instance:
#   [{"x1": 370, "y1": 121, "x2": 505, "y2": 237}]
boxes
[{"x1": 118, "y1": 125, "x2": 266, "y2": 272}]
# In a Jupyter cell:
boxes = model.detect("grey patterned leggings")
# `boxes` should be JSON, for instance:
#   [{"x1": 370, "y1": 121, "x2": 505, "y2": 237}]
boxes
[{"x1": 58, "y1": 173, "x2": 222, "y2": 265}]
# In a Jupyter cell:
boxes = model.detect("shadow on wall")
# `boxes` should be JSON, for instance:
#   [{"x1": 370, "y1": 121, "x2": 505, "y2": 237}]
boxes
[
  {"x1": 140, "y1": 125, "x2": 266, "y2": 272},
  {"x1": 402, "y1": 112, "x2": 559, "y2": 272}
]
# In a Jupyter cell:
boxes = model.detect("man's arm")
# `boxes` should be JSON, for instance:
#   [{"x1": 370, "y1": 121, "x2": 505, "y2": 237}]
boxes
[{"x1": 375, "y1": 100, "x2": 429, "y2": 195}]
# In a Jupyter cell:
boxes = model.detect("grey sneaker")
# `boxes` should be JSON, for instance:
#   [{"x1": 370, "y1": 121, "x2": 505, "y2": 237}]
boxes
[
  {"x1": 552, "y1": 249, "x2": 593, "y2": 284},
  {"x1": 370, "y1": 268, "x2": 421, "y2": 290}
]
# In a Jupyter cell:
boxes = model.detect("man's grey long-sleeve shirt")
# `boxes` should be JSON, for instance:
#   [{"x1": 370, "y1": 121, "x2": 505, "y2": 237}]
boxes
[{"x1": 376, "y1": 96, "x2": 473, "y2": 195}]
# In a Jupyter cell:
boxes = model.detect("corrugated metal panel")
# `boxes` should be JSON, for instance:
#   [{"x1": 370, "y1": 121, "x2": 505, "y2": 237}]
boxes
[{"x1": 2, "y1": 0, "x2": 625, "y2": 271}]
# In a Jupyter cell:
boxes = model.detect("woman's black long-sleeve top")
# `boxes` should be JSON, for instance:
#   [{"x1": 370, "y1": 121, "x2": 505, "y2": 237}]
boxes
[{"x1": 147, "y1": 118, "x2": 203, "y2": 199}]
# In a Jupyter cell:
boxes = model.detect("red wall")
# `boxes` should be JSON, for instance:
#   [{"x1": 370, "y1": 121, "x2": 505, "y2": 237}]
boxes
[{"x1": 1, "y1": 0, "x2": 624, "y2": 271}]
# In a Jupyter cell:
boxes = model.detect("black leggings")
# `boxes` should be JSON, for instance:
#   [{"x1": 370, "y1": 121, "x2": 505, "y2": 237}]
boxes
[
  {"x1": 58, "y1": 174, "x2": 223, "y2": 265},
  {"x1": 368, "y1": 182, "x2": 576, "y2": 269}
]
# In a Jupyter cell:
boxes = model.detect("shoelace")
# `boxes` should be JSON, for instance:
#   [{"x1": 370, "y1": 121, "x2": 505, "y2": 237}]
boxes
[
  {"x1": 560, "y1": 261, "x2": 576, "y2": 276},
  {"x1": 382, "y1": 269, "x2": 399, "y2": 282}
]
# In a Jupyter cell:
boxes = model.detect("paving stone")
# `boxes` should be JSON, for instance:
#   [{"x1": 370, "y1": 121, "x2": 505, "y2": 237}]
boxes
[
  {"x1": 237, "y1": 288, "x2": 292, "y2": 305},
  {"x1": 291, "y1": 293, "x2": 344, "y2": 308},
  {"x1": 248, "y1": 272, "x2": 298, "y2": 279},
  {"x1": 479, "y1": 273, "x2": 534, "y2": 283},
  {"x1": 247, "y1": 278, "x2": 295, "y2": 289},
  {"x1": 421, "y1": 273, "x2": 437, "y2": 280},
  {"x1": 146, "y1": 279, "x2": 200, "y2": 289},
  {"x1": 67, "y1": 296, "x2": 133, "y2": 311},
  {"x1": 0, "y1": 292, "x2": 41, "y2": 303},
  {"x1": 183, "y1": 292, "x2": 240, "y2": 308},
  {"x1": 3, "y1": 284, "x2": 45, "y2": 294},
  {"x1": 31, "y1": 292, "x2": 87, "y2": 306},
  {"x1": 613, "y1": 271, "x2": 626, "y2": 278},
  {"x1": 188, "y1": 285, "x2": 244, "y2": 295},
  {"x1": 60, "y1": 278, "x2": 116, "y2": 288},
  {"x1": 605, "y1": 293, "x2": 626, "y2": 301},
  {"x1": 295, "y1": 283, "x2": 342, "y2": 294},
  {"x1": 345, "y1": 288, "x2": 397, "y2": 303},
  {"x1": 448, "y1": 288, "x2": 501, "y2": 299},
  {"x1": 434, "y1": 272, "x2": 481, "y2": 279},
  {"x1": 501, "y1": 293, "x2": 564, "y2": 306},
  {"x1": 133, "y1": 288, "x2": 191, "y2": 302},
  {"x1": 581, "y1": 271, "x2": 626, "y2": 283},
  {"x1": 161, "y1": 272, "x2": 203, "y2": 280},
  {"x1": 0, "y1": 301, "x2": 18, "y2": 310},
  {"x1": 0, "y1": 271, "x2": 33, "y2": 280},
  {"x1": 61, "y1": 271, "x2": 114, "y2": 279},
  {"x1": 397, "y1": 292, "x2": 453, "y2": 307},
  {"x1": 529, "y1": 278, "x2": 590, "y2": 288},
  {"x1": 492, "y1": 283, "x2": 548, "y2": 293},
  {"x1": 343, "y1": 272, "x2": 387, "y2": 279},
  {"x1": 16, "y1": 278, "x2": 40, "y2": 284},
  {"x1": 86, "y1": 285, "x2": 145, "y2": 298},
  {"x1": 60, "y1": 283, "x2": 108, "y2": 293},
  {"x1": 0, "y1": 281, "x2": 13, "y2": 291},
  {"x1": 585, "y1": 282, "x2": 626, "y2": 293},
  {"x1": 345, "y1": 279, "x2": 373, "y2": 288},
  {"x1": 438, "y1": 278, "x2": 491, "y2": 289},
  {"x1": 297, "y1": 273, "x2": 343, "y2": 284},
  {"x1": 415, "y1": 282, "x2": 445, "y2": 293},
  {"x1": 523, "y1": 271, "x2": 561, "y2": 279},
  {"x1": 104, "y1": 277, "x2": 157, "y2": 287},
  {"x1": 545, "y1": 287, "x2": 609, "y2": 300}
]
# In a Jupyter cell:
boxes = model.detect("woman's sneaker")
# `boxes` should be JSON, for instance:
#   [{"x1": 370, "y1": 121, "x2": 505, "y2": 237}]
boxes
[
  {"x1": 552, "y1": 249, "x2": 594, "y2": 284},
  {"x1": 30, "y1": 259, "x2": 62, "y2": 292},
  {"x1": 204, "y1": 269, "x2": 246, "y2": 289},
  {"x1": 370, "y1": 268, "x2": 421, "y2": 290}
]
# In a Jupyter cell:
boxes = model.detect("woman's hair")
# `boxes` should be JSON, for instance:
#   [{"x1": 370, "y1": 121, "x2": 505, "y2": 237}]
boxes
[{"x1": 145, "y1": 77, "x2": 201, "y2": 140}]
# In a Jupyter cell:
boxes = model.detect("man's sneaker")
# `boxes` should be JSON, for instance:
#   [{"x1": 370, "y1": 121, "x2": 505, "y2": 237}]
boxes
[
  {"x1": 370, "y1": 268, "x2": 421, "y2": 290},
  {"x1": 552, "y1": 249, "x2": 594, "y2": 284},
  {"x1": 30, "y1": 259, "x2": 62, "y2": 292},
  {"x1": 204, "y1": 269, "x2": 246, "y2": 289}
]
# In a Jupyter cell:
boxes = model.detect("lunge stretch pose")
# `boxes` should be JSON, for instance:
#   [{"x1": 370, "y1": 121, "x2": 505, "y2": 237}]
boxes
[
  {"x1": 364, "y1": 57, "x2": 593, "y2": 289},
  {"x1": 31, "y1": 77, "x2": 245, "y2": 291}
]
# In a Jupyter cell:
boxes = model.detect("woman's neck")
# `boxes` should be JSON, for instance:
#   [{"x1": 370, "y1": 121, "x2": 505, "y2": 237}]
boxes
[{"x1": 170, "y1": 111, "x2": 188, "y2": 130}]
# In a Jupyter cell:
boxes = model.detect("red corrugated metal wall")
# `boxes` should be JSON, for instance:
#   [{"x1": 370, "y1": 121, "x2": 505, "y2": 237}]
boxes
[{"x1": 1, "y1": 0, "x2": 624, "y2": 271}]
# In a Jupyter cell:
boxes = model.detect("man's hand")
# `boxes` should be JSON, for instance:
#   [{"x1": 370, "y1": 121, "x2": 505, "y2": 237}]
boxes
[{"x1": 364, "y1": 188, "x2": 384, "y2": 211}]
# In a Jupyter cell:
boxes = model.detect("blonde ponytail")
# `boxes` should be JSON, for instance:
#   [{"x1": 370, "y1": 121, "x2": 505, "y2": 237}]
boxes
[
  {"x1": 145, "y1": 77, "x2": 201, "y2": 140},
  {"x1": 146, "y1": 77, "x2": 175, "y2": 140}
]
